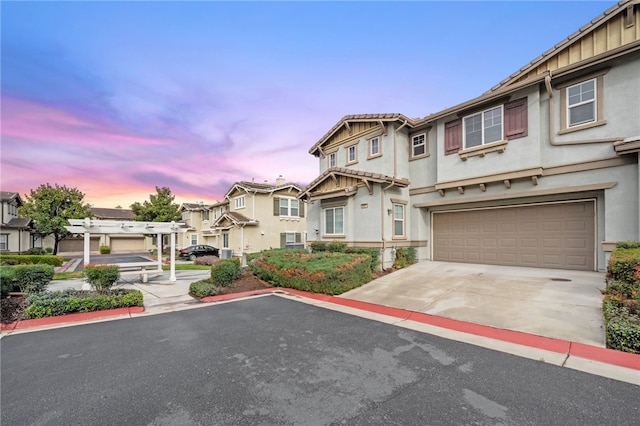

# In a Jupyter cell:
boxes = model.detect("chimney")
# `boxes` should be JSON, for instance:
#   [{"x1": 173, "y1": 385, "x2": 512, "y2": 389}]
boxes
[{"x1": 276, "y1": 175, "x2": 285, "y2": 186}]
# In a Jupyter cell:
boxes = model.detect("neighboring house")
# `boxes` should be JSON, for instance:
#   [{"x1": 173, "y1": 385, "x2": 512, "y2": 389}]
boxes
[
  {"x1": 200, "y1": 176, "x2": 307, "y2": 256},
  {"x1": 179, "y1": 202, "x2": 214, "y2": 249},
  {"x1": 58, "y1": 207, "x2": 151, "y2": 254},
  {"x1": 301, "y1": 1, "x2": 640, "y2": 272},
  {"x1": 0, "y1": 192, "x2": 34, "y2": 253}
]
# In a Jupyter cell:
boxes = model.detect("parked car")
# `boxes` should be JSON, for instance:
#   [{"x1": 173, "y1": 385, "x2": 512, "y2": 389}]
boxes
[{"x1": 179, "y1": 245, "x2": 220, "y2": 260}]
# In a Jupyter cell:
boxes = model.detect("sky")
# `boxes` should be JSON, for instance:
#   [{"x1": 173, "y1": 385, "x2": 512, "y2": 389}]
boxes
[{"x1": 1, "y1": 0, "x2": 618, "y2": 208}]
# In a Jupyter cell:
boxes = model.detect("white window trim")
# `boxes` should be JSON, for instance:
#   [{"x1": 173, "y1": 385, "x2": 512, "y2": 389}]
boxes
[
  {"x1": 323, "y1": 206, "x2": 344, "y2": 236},
  {"x1": 0, "y1": 234, "x2": 8, "y2": 251},
  {"x1": 346, "y1": 144, "x2": 358, "y2": 165},
  {"x1": 566, "y1": 78, "x2": 597, "y2": 128},
  {"x1": 190, "y1": 234, "x2": 198, "y2": 245},
  {"x1": 327, "y1": 151, "x2": 337, "y2": 168},
  {"x1": 368, "y1": 136, "x2": 381, "y2": 159},
  {"x1": 234, "y1": 195, "x2": 246, "y2": 210},
  {"x1": 463, "y1": 105, "x2": 504, "y2": 149},
  {"x1": 279, "y1": 197, "x2": 300, "y2": 217},
  {"x1": 411, "y1": 133, "x2": 427, "y2": 158},
  {"x1": 392, "y1": 203, "x2": 406, "y2": 239}
]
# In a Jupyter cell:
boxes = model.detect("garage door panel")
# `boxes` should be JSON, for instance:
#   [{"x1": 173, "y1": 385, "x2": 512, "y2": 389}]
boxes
[{"x1": 433, "y1": 201, "x2": 595, "y2": 271}]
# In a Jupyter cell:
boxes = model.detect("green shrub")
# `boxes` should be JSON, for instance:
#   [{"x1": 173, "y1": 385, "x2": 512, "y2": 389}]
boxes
[
  {"x1": 25, "y1": 247, "x2": 46, "y2": 255},
  {"x1": 211, "y1": 259, "x2": 241, "y2": 287},
  {"x1": 45, "y1": 247, "x2": 53, "y2": 254},
  {"x1": 393, "y1": 247, "x2": 416, "y2": 269},
  {"x1": 25, "y1": 289, "x2": 144, "y2": 319},
  {"x1": 616, "y1": 241, "x2": 640, "y2": 249},
  {"x1": 602, "y1": 297, "x2": 640, "y2": 354},
  {"x1": 1, "y1": 267, "x2": 17, "y2": 297},
  {"x1": 606, "y1": 279, "x2": 640, "y2": 299},
  {"x1": 249, "y1": 250, "x2": 372, "y2": 295},
  {"x1": 607, "y1": 248, "x2": 640, "y2": 283},
  {"x1": 13, "y1": 264, "x2": 54, "y2": 294},
  {"x1": 84, "y1": 264, "x2": 120, "y2": 294},
  {"x1": 189, "y1": 279, "x2": 223, "y2": 298},
  {"x1": 0, "y1": 254, "x2": 64, "y2": 267},
  {"x1": 345, "y1": 247, "x2": 380, "y2": 272},
  {"x1": 326, "y1": 241, "x2": 346, "y2": 253},
  {"x1": 99, "y1": 245, "x2": 111, "y2": 255},
  {"x1": 310, "y1": 242, "x2": 327, "y2": 252}
]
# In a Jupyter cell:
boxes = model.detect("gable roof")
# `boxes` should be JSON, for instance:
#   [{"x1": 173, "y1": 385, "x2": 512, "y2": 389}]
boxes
[
  {"x1": 4, "y1": 218, "x2": 32, "y2": 228},
  {"x1": 299, "y1": 167, "x2": 410, "y2": 200},
  {"x1": 225, "y1": 181, "x2": 303, "y2": 199},
  {"x1": 309, "y1": 114, "x2": 418, "y2": 156},
  {"x1": 212, "y1": 211, "x2": 259, "y2": 228},
  {"x1": 0, "y1": 192, "x2": 23, "y2": 206},
  {"x1": 180, "y1": 202, "x2": 211, "y2": 212},
  {"x1": 90, "y1": 207, "x2": 135, "y2": 220},
  {"x1": 490, "y1": 0, "x2": 639, "y2": 92}
]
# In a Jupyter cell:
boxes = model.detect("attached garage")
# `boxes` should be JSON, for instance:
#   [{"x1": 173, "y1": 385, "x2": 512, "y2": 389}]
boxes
[
  {"x1": 110, "y1": 236, "x2": 146, "y2": 253},
  {"x1": 59, "y1": 236, "x2": 100, "y2": 253},
  {"x1": 432, "y1": 200, "x2": 595, "y2": 271}
]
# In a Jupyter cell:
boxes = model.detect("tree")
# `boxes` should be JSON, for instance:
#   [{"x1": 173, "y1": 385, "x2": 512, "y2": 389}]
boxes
[
  {"x1": 130, "y1": 187, "x2": 182, "y2": 253},
  {"x1": 19, "y1": 183, "x2": 92, "y2": 255}
]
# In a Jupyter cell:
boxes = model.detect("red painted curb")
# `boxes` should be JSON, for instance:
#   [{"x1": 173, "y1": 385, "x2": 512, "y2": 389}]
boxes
[
  {"x1": 200, "y1": 288, "x2": 277, "y2": 303},
  {"x1": 2, "y1": 306, "x2": 145, "y2": 331},
  {"x1": 569, "y1": 342, "x2": 640, "y2": 371}
]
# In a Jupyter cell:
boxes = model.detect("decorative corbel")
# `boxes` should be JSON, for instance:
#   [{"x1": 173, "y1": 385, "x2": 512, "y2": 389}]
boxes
[
  {"x1": 330, "y1": 173, "x2": 338, "y2": 185},
  {"x1": 344, "y1": 121, "x2": 352, "y2": 135},
  {"x1": 532, "y1": 176, "x2": 539, "y2": 186},
  {"x1": 378, "y1": 120, "x2": 388, "y2": 136},
  {"x1": 457, "y1": 186, "x2": 464, "y2": 194},
  {"x1": 363, "y1": 180, "x2": 372, "y2": 195},
  {"x1": 438, "y1": 189, "x2": 445, "y2": 197},
  {"x1": 504, "y1": 179, "x2": 511, "y2": 189},
  {"x1": 479, "y1": 183, "x2": 486, "y2": 192}
]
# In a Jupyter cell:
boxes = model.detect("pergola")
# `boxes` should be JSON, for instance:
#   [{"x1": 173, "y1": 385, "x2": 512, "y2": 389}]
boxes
[{"x1": 65, "y1": 218, "x2": 188, "y2": 282}]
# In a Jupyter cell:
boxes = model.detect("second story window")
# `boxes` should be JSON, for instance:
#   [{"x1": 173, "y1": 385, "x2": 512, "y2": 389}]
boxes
[
  {"x1": 278, "y1": 197, "x2": 299, "y2": 217},
  {"x1": 346, "y1": 145, "x2": 357, "y2": 164},
  {"x1": 235, "y1": 195, "x2": 245, "y2": 210},
  {"x1": 464, "y1": 106, "x2": 503, "y2": 148},
  {"x1": 412, "y1": 134, "x2": 426, "y2": 157},
  {"x1": 369, "y1": 137, "x2": 380, "y2": 157},
  {"x1": 202, "y1": 210, "x2": 210, "y2": 221},
  {"x1": 328, "y1": 152, "x2": 336, "y2": 168},
  {"x1": 567, "y1": 78, "x2": 596, "y2": 127}
]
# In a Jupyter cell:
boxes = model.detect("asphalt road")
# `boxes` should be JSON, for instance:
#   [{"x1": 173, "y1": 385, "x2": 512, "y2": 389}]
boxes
[{"x1": 2, "y1": 296, "x2": 638, "y2": 425}]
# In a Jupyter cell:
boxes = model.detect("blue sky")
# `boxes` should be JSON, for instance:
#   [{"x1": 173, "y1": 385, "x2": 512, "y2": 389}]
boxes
[{"x1": 1, "y1": 0, "x2": 617, "y2": 207}]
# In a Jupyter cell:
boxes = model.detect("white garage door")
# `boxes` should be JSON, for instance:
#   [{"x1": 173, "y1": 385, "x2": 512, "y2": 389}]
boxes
[{"x1": 432, "y1": 200, "x2": 595, "y2": 271}]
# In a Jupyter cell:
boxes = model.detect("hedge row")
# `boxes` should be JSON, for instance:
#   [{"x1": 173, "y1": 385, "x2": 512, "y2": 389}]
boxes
[
  {"x1": 249, "y1": 251, "x2": 372, "y2": 295},
  {"x1": 0, "y1": 254, "x2": 64, "y2": 267},
  {"x1": 603, "y1": 242, "x2": 640, "y2": 354},
  {"x1": 0, "y1": 264, "x2": 54, "y2": 296},
  {"x1": 25, "y1": 289, "x2": 144, "y2": 319}
]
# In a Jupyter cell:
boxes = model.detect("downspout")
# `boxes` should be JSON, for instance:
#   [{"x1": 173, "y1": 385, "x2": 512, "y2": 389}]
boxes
[
  {"x1": 545, "y1": 72, "x2": 624, "y2": 146},
  {"x1": 380, "y1": 180, "x2": 397, "y2": 270}
]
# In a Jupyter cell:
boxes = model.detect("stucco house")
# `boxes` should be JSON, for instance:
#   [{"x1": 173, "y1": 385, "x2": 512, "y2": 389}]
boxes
[
  {"x1": 179, "y1": 202, "x2": 215, "y2": 249},
  {"x1": 0, "y1": 192, "x2": 35, "y2": 253},
  {"x1": 197, "y1": 177, "x2": 307, "y2": 256},
  {"x1": 301, "y1": 0, "x2": 640, "y2": 272}
]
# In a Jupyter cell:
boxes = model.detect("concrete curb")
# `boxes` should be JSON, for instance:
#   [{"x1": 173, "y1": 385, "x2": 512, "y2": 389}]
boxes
[{"x1": 3, "y1": 288, "x2": 638, "y2": 372}]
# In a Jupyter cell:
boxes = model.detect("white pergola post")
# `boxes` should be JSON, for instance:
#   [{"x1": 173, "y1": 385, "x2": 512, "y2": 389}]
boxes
[
  {"x1": 83, "y1": 231, "x2": 91, "y2": 266},
  {"x1": 170, "y1": 228, "x2": 176, "y2": 282},
  {"x1": 156, "y1": 233, "x2": 162, "y2": 271}
]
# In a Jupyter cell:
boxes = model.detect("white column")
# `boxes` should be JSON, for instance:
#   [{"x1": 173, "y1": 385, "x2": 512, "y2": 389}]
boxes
[
  {"x1": 170, "y1": 231, "x2": 176, "y2": 282},
  {"x1": 156, "y1": 233, "x2": 162, "y2": 271},
  {"x1": 83, "y1": 232, "x2": 91, "y2": 266}
]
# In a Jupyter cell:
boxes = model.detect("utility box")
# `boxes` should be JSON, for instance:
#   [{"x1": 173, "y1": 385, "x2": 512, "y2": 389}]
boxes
[{"x1": 220, "y1": 248, "x2": 233, "y2": 259}]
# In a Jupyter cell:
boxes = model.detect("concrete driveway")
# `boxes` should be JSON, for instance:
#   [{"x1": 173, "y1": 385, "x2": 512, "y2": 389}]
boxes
[{"x1": 341, "y1": 261, "x2": 606, "y2": 347}]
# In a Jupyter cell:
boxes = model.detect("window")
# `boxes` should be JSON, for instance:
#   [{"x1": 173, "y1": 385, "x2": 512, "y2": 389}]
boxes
[
  {"x1": 235, "y1": 195, "x2": 245, "y2": 209},
  {"x1": 567, "y1": 79, "x2": 596, "y2": 127},
  {"x1": 370, "y1": 137, "x2": 380, "y2": 157},
  {"x1": 324, "y1": 207, "x2": 344, "y2": 235},
  {"x1": 202, "y1": 210, "x2": 209, "y2": 221},
  {"x1": 346, "y1": 145, "x2": 357, "y2": 164},
  {"x1": 190, "y1": 234, "x2": 198, "y2": 245},
  {"x1": 328, "y1": 152, "x2": 336, "y2": 168},
  {"x1": 393, "y1": 204, "x2": 405, "y2": 237},
  {"x1": 274, "y1": 197, "x2": 304, "y2": 217},
  {"x1": 0, "y1": 234, "x2": 7, "y2": 251},
  {"x1": 464, "y1": 106, "x2": 503, "y2": 148},
  {"x1": 412, "y1": 134, "x2": 426, "y2": 157},
  {"x1": 223, "y1": 232, "x2": 229, "y2": 248},
  {"x1": 281, "y1": 232, "x2": 303, "y2": 249}
]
